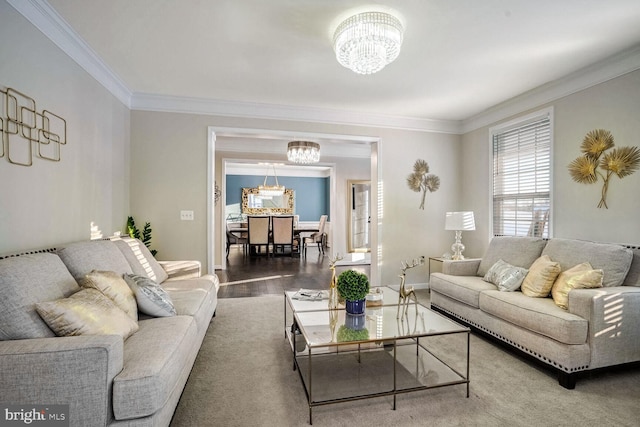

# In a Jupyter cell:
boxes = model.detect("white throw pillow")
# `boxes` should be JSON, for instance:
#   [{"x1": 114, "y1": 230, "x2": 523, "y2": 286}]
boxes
[
  {"x1": 36, "y1": 288, "x2": 139, "y2": 339},
  {"x1": 124, "y1": 274, "x2": 176, "y2": 317},
  {"x1": 483, "y1": 259, "x2": 529, "y2": 292}
]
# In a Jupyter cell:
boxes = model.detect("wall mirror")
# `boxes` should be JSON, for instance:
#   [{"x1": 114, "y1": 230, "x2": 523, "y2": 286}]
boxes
[
  {"x1": 242, "y1": 187, "x2": 294, "y2": 215},
  {"x1": 347, "y1": 180, "x2": 371, "y2": 253}
]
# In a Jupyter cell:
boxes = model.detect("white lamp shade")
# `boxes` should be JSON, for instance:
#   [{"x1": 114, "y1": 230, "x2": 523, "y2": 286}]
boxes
[{"x1": 445, "y1": 211, "x2": 476, "y2": 231}]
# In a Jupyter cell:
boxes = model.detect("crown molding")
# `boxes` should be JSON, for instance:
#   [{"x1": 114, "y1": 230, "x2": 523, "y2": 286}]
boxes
[
  {"x1": 462, "y1": 44, "x2": 640, "y2": 133},
  {"x1": 215, "y1": 139, "x2": 371, "y2": 159},
  {"x1": 213, "y1": 127, "x2": 374, "y2": 159},
  {"x1": 130, "y1": 92, "x2": 463, "y2": 134},
  {"x1": 8, "y1": 0, "x2": 132, "y2": 107}
]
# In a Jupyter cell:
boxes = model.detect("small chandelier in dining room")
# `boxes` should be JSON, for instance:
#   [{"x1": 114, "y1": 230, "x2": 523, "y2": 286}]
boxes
[
  {"x1": 287, "y1": 141, "x2": 320, "y2": 164},
  {"x1": 333, "y1": 10, "x2": 404, "y2": 75},
  {"x1": 258, "y1": 164, "x2": 285, "y2": 196}
]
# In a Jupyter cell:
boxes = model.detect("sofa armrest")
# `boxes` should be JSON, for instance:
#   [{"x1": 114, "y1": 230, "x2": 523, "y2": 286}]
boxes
[
  {"x1": 158, "y1": 260, "x2": 202, "y2": 280},
  {"x1": 569, "y1": 286, "x2": 640, "y2": 369},
  {"x1": 442, "y1": 259, "x2": 481, "y2": 276},
  {"x1": 0, "y1": 335, "x2": 123, "y2": 426}
]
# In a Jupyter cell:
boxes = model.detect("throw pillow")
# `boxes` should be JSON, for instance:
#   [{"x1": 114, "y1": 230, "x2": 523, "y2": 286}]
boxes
[
  {"x1": 124, "y1": 274, "x2": 177, "y2": 317},
  {"x1": 81, "y1": 270, "x2": 138, "y2": 321},
  {"x1": 521, "y1": 255, "x2": 562, "y2": 298},
  {"x1": 551, "y1": 262, "x2": 604, "y2": 310},
  {"x1": 35, "y1": 288, "x2": 139, "y2": 339},
  {"x1": 483, "y1": 259, "x2": 529, "y2": 292}
]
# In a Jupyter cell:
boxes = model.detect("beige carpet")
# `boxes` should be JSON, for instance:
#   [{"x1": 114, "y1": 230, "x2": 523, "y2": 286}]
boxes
[{"x1": 170, "y1": 294, "x2": 640, "y2": 426}]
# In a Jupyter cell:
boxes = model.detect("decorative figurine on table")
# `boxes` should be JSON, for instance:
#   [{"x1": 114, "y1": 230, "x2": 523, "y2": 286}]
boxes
[
  {"x1": 397, "y1": 256, "x2": 425, "y2": 318},
  {"x1": 328, "y1": 254, "x2": 343, "y2": 310}
]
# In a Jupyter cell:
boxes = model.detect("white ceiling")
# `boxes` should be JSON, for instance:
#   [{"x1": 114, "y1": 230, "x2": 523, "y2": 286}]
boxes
[{"x1": 11, "y1": 0, "x2": 640, "y2": 133}]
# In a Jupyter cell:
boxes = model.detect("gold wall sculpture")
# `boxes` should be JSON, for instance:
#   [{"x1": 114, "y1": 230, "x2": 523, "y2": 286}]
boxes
[
  {"x1": 406, "y1": 159, "x2": 440, "y2": 210},
  {"x1": 1, "y1": 87, "x2": 67, "y2": 167},
  {"x1": 568, "y1": 129, "x2": 640, "y2": 208}
]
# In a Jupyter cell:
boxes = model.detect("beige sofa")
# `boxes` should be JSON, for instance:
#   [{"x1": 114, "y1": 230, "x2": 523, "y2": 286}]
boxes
[
  {"x1": 0, "y1": 238, "x2": 219, "y2": 426},
  {"x1": 430, "y1": 237, "x2": 640, "y2": 388}
]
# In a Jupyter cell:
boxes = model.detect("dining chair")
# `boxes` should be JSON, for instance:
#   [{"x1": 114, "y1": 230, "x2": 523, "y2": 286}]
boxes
[
  {"x1": 226, "y1": 223, "x2": 248, "y2": 257},
  {"x1": 247, "y1": 216, "x2": 271, "y2": 257},
  {"x1": 271, "y1": 215, "x2": 296, "y2": 257},
  {"x1": 303, "y1": 214, "x2": 327, "y2": 257}
]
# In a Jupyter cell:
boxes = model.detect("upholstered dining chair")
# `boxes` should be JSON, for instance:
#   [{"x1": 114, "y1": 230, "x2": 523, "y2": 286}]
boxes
[
  {"x1": 247, "y1": 216, "x2": 271, "y2": 257},
  {"x1": 303, "y1": 214, "x2": 327, "y2": 257},
  {"x1": 271, "y1": 215, "x2": 296, "y2": 257},
  {"x1": 226, "y1": 223, "x2": 248, "y2": 257}
]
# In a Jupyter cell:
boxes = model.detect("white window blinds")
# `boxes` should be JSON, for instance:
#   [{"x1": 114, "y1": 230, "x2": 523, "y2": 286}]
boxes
[{"x1": 492, "y1": 115, "x2": 551, "y2": 238}]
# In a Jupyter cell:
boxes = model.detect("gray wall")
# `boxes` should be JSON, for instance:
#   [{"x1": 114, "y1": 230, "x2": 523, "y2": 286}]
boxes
[
  {"x1": 0, "y1": 2, "x2": 130, "y2": 254},
  {"x1": 461, "y1": 69, "x2": 640, "y2": 258},
  {"x1": 130, "y1": 110, "x2": 462, "y2": 285}
]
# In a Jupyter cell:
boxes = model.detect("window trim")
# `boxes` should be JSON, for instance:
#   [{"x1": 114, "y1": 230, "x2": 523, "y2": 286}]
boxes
[{"x1": 488, "y1": 107, "x2": 554, "y2": 239}]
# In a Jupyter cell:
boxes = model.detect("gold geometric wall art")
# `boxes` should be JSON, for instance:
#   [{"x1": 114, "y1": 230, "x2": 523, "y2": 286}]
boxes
[{"x1": 1, "y1": 86, "x2": 67, "y2": 167}]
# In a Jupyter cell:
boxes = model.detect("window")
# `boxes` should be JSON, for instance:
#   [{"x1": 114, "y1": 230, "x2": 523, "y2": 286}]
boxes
[{"x1": 491, "y1": 109, "x2": 552, "y2": 238}]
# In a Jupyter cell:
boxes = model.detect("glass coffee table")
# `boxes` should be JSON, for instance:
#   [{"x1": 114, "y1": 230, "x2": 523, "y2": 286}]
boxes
[{"x1": 284, "y1": 287, "x2": 470, "y2": 424}]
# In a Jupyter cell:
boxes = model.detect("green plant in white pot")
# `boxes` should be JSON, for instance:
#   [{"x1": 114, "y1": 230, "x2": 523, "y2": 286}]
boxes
[{"x1": 337, "y1": 269, "x2": 369, "y2": 315}]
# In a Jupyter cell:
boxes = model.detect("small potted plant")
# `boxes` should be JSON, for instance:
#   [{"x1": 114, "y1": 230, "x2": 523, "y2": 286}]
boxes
[
  {"x1": 337, "y1": 269, "x2": 370, "y2": 315},
  {"x1": 337, "y1": 324, "x2": 369, "y2": 342}
]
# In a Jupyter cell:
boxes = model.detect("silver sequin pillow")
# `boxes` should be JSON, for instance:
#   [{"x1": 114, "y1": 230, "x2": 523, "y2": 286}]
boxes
[
  {"x1": 483, "y1": 259, "x2": 529, "y2": 292},
  {"x1": 124, "y1": 274, "x2": 177, "y2": 317}
]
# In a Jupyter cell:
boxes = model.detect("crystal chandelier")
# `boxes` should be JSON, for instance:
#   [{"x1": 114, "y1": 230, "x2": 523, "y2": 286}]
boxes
[
  {"x1": 333, "y1": 11, "x2": 404, "y2": 75},
  {"x1": 287, "y1": 141, "x2": 320, "y2": 164},
  {"x1": 258, "y1": 164, "x2": 285, "y2": 196}
]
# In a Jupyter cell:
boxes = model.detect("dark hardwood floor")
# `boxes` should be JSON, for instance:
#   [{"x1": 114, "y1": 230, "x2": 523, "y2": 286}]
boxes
[{"x1": 216, "y1": 246, "x2": 369, "y2": 298}]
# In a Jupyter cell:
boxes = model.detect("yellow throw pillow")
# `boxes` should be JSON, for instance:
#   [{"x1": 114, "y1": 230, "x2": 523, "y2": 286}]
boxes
[
  {"x1": 81, "y1": 270, "x2": 138, "y2": 321},
  {"x1": 35, "y1": 288, "x2": 139, "y2": 339},
  {"x1": 521, "y1": 255, "x2": 561, "y2": 297},
  {"x1": 551, "y1": 262, "x2": 603, "y2": 310}
]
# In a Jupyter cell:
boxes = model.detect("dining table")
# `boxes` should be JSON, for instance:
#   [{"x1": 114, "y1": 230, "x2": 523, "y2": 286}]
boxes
[{"x1": 228, "y1": 224, "x2": 319, "y2": 237}]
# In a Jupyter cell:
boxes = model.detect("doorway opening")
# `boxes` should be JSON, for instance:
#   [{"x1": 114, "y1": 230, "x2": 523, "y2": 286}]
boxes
[{"x1": 207, "y1": 127, "x2": 380, "y2": 284}]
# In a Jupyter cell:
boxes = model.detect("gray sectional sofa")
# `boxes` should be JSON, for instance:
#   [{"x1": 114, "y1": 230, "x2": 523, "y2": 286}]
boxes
[
  {"x1": 0, "y1": 238, "x2": 219, "y2": 426},
  {"x1": 430, "y1": 237, "x2": 640, "y2": 389}
]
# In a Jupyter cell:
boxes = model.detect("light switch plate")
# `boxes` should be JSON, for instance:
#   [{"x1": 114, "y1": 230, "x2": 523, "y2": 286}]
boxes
[{"x1": 180, "y1": 210, "x2": 194, "y2": 221}]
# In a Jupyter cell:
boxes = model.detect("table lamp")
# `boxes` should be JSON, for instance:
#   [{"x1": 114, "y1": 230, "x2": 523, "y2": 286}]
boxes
[{"x1": 445, "y1": 211, "x2": 475, "y2": 260}]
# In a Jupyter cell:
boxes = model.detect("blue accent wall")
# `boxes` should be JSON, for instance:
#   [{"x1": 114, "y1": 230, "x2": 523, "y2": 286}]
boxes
[{"x1": 226, "y1": 175, "x2": 330, "y2": 221}]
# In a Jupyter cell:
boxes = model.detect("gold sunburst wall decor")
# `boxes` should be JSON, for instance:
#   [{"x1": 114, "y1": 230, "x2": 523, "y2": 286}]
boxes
[
  {"x1": 568, "y1": 129, "x2": 640, "y2": 208},
  {"x1": 406, "y1": 159, "x2": 440, "y2": 210}
]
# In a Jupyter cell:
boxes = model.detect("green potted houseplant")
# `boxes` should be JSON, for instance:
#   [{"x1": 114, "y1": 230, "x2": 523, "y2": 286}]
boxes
[{"x1": 337, "y1": 269, "x2": 370, "y2": 315}]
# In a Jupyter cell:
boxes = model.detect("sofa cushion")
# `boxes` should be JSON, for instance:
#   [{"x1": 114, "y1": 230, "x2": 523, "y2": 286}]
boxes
[
  {"x1": 162, "y1": 277, "x2": 218, "y2": 332},
  {"x1": 81, "y1": 270, "x2": 138, "y2": 321},
  {"x1": 112, "y1": 237, "x2": 169, "y2": 283},
  {"x1": 0, "y1": 253, "x2": 80, "y2": 340},
  {"x1": 521, "y1": 255, "x2": 561, "y2": 298},
  {"x1": 477, "y1": 237, "x2": 547, "y2": 277},
  {"x1": 35, "y1": 288, "x2": 139, "y2": 339},
  {"x1": 542, "y1": 238, "x2": 633, "y2": 287},
  {"x1": 479, "y1": 290, "x2": 588, "y2": 345},
  {"x1": 112, "y1": 316, "x2": 198, "y2": 420},
  {"x1": 124, "y1": 274, "x2": 176, "y2": 317},
  {"x1": 58, "y1": 240, "x2": 133, "y2": 281},
  {"x1": 622, "y1": 246, "x2": 640, "y2": 286},
  {"x1": 483, "y1": 259, "x2": 528, "y2": 291},
  {"x1": 430, "y1": 273, "x2": 496, "y2": 309},
  {"x1": 551, "y1": 262, "x2": 603, "y2": 310}
]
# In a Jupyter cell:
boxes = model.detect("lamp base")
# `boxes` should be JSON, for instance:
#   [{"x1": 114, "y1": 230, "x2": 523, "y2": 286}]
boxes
[{"x1": 451, "y1": 231, "x2": 466, "y2": 260}]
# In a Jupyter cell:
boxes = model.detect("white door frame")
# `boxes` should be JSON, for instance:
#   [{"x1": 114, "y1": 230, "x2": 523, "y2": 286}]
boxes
[{"x1": 207, "y1": 126, "x2": 381, "y2": 285}]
